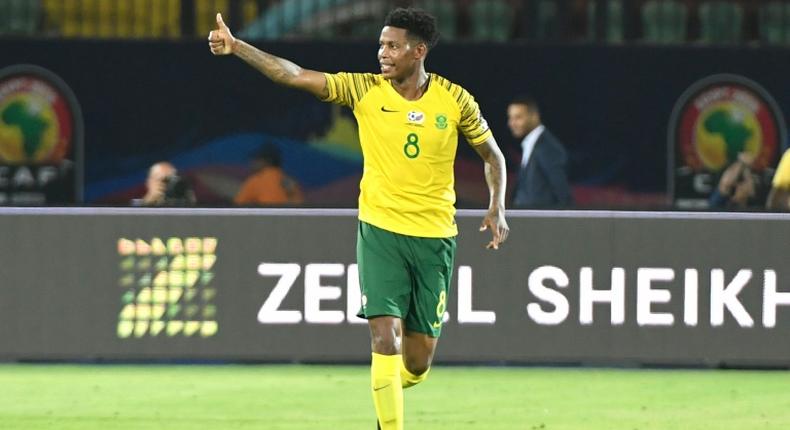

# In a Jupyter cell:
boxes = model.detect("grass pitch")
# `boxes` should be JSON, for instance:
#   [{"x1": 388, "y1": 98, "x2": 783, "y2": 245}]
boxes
[{"x1": 0, "y1": 364, "x2": 788, "y2": 429}]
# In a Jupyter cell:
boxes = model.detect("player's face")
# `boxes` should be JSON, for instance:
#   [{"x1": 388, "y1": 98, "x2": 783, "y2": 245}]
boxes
[
  {"x1": 507, "y1": 104, "x2": 539, "y2": 139},
  {"x1": 378, "y1": 26, "x2": 420, "y2": 80}
]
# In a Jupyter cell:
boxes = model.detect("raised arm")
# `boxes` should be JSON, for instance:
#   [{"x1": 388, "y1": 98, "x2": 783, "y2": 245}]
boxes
[
  {"x1": 208, "y1": 13, "x2": 328, "y2": 99},
  {"x1": 472, "y1": 136, "x2": 510, "y2": 249}
]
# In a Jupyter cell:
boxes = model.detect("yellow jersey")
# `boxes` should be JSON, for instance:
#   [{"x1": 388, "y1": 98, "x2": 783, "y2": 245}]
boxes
[
  {"x1": 773, "y1": 149, "x2": 790, "y2": 189},
  {"x1": 321, "y1": 72, "x2": 492, "y2": 238}
]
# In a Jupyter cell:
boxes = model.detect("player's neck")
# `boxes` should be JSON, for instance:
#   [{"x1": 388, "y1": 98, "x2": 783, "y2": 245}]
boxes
[{"x1": 390, "y1": 68, "x2": 430, "y2": 101}]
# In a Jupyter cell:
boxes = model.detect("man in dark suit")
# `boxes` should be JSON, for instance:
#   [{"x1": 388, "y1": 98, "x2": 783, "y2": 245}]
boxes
[{"x1": 507, "y1": 96, "x2": 573, "y2": 208}]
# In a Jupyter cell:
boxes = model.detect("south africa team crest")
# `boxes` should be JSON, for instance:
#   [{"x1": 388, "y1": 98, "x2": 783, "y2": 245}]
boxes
[{"x1": 435, "y1": 114, "x2": 447, "y2": 130}]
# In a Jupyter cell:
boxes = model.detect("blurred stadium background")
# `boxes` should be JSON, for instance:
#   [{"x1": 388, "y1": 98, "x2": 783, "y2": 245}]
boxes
[
  {"x1": 2, "y1": 0, "x2": 790, "y2": 208},
  {"x1": 2, "y1": 1, "x2": 790, "y2": 429}
]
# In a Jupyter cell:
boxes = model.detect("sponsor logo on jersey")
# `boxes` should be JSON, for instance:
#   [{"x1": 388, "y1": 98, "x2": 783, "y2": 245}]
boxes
[{"x1": 407, "y1": 111, "x2": 425, "y2": 125}]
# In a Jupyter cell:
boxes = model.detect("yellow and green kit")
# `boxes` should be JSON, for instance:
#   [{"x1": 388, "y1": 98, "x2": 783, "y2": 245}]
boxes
[{"x1": 322, "y1": 72, "x2": 491, "y2": 336}]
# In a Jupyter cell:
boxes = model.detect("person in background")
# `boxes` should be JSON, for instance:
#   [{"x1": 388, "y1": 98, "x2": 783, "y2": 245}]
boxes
[
  {"x1": 709, "y1": 152, "x2": 760, "y2": 209},
  {"x1": 506, "y1": 96, "x2": 573, "y2": 208},
  {"x1": 134, "y1": 161, "x2": 196, "y2": 206},
  {"x1": 234, "y1": 143, "x2": 304, "y2": 206}
]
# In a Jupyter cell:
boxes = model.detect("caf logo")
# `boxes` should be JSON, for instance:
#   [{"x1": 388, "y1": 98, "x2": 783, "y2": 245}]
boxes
[
  {"x1": 668, "y1": 74, "x2": 786, "y2": 203},
  {"x1": 670, "y1": 74, "x2": 785, "y2": 173},
  {"x1": 0, "y1": 65, "x2": 82, "y2": 165}
]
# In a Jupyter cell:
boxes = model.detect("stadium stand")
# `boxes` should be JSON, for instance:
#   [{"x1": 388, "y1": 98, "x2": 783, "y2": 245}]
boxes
[
  {"x1": 535, "y1": 0, "x2": 560, "y2": 40},
  {"x1": 759, "y1": 1, "x2": 790, "y2": 45},
  {"x1": 418, "y1": 0, "x2": 457, "y2": 41},
  {"x1": 587, "y1": 0, "x2": 624, "y2": 43},
  {"x1": 0, "y1": 0, "x2": 787, "y2": 45},
  {"x1": 0, "y1": 0, "x2": 40, "y2": 35},
  {"x1": 40, "y1": 0, "x2": 182, "y2": 38},
  {"x1": 641, "y1": 0, "x2": 688, "y2": 44},
  {"x1": 699, "y1": 1, "x2": 743, "y2": 44},
  {"x1": 470, "y1": 0, "x2": 508, "y2": 42}
]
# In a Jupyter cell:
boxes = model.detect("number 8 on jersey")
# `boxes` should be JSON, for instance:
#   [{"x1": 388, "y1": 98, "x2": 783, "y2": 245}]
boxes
[{"x1": 404, "y1": 133, "x2": 420, "y2": 159}]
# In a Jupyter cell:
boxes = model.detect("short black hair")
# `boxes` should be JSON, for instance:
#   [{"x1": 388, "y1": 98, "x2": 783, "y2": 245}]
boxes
[
  {"x1": 510, "y1": 96, "x2": 540, "y2": 115},
  {"x1": 254, "y1": 142, "x2": 282, "y2": 167},
  {"x1": 384, "y1": 7, "x2": 439, "y2": 49}
]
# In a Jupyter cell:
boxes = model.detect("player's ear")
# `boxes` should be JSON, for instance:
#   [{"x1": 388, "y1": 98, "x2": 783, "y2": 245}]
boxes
[{"x1": 414, "y1": 42, "x2": 427, "y2": 60}]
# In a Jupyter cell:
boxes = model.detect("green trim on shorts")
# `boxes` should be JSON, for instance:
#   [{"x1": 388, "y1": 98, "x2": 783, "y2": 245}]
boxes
[{"x1": 356, "y1": 221, "x2": 456, "y2": 337}]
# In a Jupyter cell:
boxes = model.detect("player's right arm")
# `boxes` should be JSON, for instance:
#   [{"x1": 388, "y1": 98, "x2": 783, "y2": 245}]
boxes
[{"x1": 208, "y1": 13, "x2": 328, "y2": 99}]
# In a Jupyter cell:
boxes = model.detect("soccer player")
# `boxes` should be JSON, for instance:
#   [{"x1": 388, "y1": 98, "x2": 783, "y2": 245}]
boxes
[{"x1": 209, "y1": 8, "x2": 509, "y2": 429}]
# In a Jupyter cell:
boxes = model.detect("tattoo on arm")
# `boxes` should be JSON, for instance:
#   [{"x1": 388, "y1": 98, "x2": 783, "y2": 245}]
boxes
[
  {"x1": 235, "y1": 40, "x2": 302, "y2": 85},
  {"x1": 233, "y1": 40, "x2": 328, "y2": 98},
  {"x1": 478, "y1": 140, "x2": 507, "y2": 210}
]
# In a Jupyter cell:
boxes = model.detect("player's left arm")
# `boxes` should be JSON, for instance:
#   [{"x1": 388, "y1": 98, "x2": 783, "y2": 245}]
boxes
[
  {"x1": 472, "y1": 136, "x2": 510, "y2": 249},
  {"x1": 766, "y1": 149, "x2": 790, "y2": 210}
]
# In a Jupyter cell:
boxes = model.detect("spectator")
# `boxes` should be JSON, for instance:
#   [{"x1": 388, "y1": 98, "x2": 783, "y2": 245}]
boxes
[
  {"x1": 133, "y1": 161, "x2": 196, "y2": 206},
  {"x1": 234, "y1": 143, "x2": 303, "y2": 206},
  {"x1": 767, "y1": 148, "x2": 790, "y2": 210},
  {"x1": 709, "y1": 152, "x2": 759, "y2": 209},
  {"x1": 506, "y1": 96, "x2": 573, "y2": 208}
]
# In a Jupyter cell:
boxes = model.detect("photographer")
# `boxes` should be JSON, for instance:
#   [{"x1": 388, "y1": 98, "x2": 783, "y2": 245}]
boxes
[{"x1": 137, "y1": 162, "x2": 196, "y2": 207}]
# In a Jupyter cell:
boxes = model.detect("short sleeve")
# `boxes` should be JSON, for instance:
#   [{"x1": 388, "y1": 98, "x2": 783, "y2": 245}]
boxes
[
  {"x1": 457, "y1": 88, "x2": 493, "y2": 145},
  {"x1": 321, "y1": 72, "x2": 354, "y2": 107},
  {"x1": 320, "y1": 72, "x2": 378, "y2": 109},
  {"x1": 773, "y1": 149, "x2": 790, "y2": 189}
]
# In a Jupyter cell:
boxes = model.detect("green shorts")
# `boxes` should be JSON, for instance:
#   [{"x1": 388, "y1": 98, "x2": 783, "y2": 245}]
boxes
[{"x1": 356, "y1": 221, "x2": 456, "y2": 337}]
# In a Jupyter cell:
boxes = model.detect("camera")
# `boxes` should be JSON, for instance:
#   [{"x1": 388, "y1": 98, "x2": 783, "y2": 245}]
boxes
[{"x1": 163, "y1": 174, "x2": 187, "y2": 198}]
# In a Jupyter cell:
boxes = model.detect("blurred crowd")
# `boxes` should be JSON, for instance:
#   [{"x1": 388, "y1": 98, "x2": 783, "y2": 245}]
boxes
[{"x1": 3, "y1": 0, "x2": 790, "y2": 45}]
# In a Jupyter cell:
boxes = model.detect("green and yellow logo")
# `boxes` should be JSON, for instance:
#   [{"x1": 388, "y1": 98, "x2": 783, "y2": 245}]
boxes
[
  {"x1": 669, "y1": 74, "x2": 786, "y2": 206},
  {"x1": 672, "y1": 76, "x2": 783, "y2": 173},
  {"x1": 435, "y1": 114, "x2": 447, "y2": 130},
  {"x1": 0, "y1": 66, "x2": 80, "y2": 165},
  {"x1": 0, "y1": 93, "x2": 61, "y2": 163},
  {"x1": 694, "y1": 103, "x2": 761, "y2": 171}
]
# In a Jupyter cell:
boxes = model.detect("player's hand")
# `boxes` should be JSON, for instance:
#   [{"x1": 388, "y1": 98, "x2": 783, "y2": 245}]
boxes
[
  {"x1": 208, "y1": 13, "x2": 235, "y2": 55},
  {"x1": 479, "y1": 208, "x2": 509, "y2": 250}
]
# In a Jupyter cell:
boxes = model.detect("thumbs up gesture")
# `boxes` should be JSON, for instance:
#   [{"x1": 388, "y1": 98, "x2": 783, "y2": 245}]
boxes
[{"x1": 208, "y1": 13, "x2": 235, "y2": 55}]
